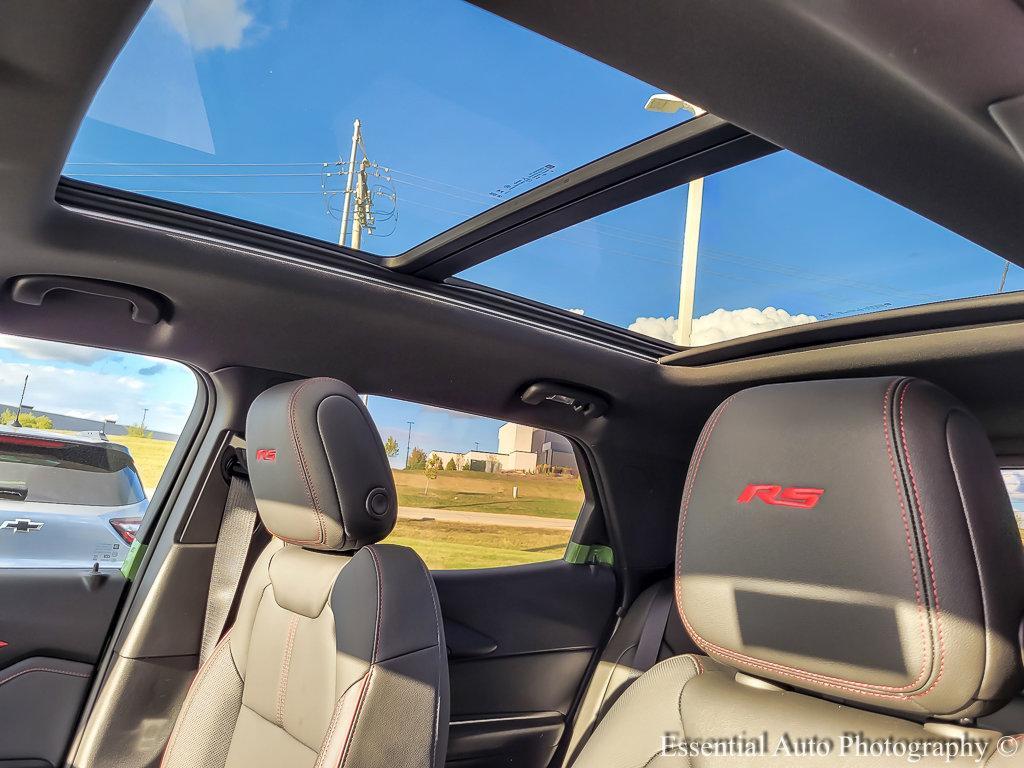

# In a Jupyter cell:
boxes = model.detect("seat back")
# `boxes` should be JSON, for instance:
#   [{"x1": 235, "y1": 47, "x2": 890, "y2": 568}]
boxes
[
  {"x1": 162, "y1": 378, "x2": 448, "y2": 768},
  {"x1": 570, "y1": 377, "x2": 1024, "y2": 767}
]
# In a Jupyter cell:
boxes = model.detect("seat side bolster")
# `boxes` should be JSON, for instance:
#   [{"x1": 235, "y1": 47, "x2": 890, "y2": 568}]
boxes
[
  {"x1": 161, "y1": 633, "x2": 244, "y2": 768},
  {"x1": 569, "y1": 654, "x2": 714, "y2": 768}
]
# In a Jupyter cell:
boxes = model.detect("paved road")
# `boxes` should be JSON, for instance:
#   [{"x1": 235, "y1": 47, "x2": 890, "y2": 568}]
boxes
[{"x1": 397, "y1": 505, "x2": 575, "y2": 531}]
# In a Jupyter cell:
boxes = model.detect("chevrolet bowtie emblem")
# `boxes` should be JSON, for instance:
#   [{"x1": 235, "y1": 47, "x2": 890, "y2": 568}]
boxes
[{"x1": 0, "y1": 518, "x2": 43, "y2": 533}]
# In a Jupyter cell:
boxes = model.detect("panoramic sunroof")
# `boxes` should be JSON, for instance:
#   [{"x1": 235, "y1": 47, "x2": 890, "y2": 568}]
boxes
[
  {"x1": 63, "y1": 0, "x2": 692, "y2": 255},
  {"x1": 460, "y1": 150, "x2": 1024, "y2": 346}
]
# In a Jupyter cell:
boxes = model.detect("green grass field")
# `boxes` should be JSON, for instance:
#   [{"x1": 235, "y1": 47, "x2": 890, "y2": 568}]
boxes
[
  {"x1": 385, "y1": 519, "x2": 569, "y2": 569},
  {"x1": 77, "y1": 437, "x2": 578, "y2": 569},
  {"x1": 107, "y1": 435, "x2": 176, "y2": 489},
  {"x1": 393, "y1": 468, "x2": 583, "y2": 519}
]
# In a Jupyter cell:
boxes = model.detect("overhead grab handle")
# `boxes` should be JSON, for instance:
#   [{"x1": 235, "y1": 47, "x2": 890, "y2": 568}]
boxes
[
  {"x1": 9, "y1": 275, "x2": 168, "y2": 325},
  {"x1": 520, "y1": 380, "x2": 610, "y2": 418}
]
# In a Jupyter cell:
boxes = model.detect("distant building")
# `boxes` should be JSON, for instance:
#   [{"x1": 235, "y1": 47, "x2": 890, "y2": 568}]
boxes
[
  {"x1": 426, "y1": 422, "x2": 577, "y2": 474},
  {"x1": 498, "y1": 423, "x2": 577, "y2": 472},
  {"x1": 0, "y1": 404, "x2": 179, "y2": 441}
]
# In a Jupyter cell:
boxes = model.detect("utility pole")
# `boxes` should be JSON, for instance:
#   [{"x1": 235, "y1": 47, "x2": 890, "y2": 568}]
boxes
[
  {"x1": 338, "y1": 119, "x2": 361, "y2": 247},
  {"x1": 141, "y1": 408, "x2": 149, "y2": 430},
  {"x1": 405, "y1": 421, "x2": 415, "y2": 468},
  {"x1": 13, "y1": 375, "x2": 29, "y2": 428},
  {"x1": 351, "y1": 157, "x2": 371, "y2": 250},
  {"x1": 999, "y1": 259, "x2": 1011, "y2": 293}
]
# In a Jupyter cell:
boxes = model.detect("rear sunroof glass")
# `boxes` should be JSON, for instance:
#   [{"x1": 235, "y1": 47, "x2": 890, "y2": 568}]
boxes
[
  {"x1": 63, "y1": 0, "x2": 694, "y2": 255},
  {"x1": 460, "y1": 150, "x2": 1023, "y2": 346}
]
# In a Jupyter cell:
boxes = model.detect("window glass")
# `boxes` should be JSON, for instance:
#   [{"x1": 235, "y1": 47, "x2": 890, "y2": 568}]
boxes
[
  {"x1": 364, "y1": 396, "x2": 584, "y2": 569},
  {"x1": 0, "y1": 335, "x2": 198, "y2": 568},
  {"x1": 461, "y1": 150, "x2": 1022, "y2": 346},
  {"x1": 64, "y1": 0, "x2": 693, "y2": 254},
  {"x1": 1001, "y1": 468, "x2": 1024, "y2": 544}
]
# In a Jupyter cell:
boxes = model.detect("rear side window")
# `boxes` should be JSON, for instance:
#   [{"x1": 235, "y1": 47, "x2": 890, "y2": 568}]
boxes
[
  {"x1": 0, "y1": 334, "x2": 198, "y2": 569},
  {"x1": 364, "y1": 396, "x2": 585, "y2": 569},
  {"x1": 1001, "y1": 468, "x2": 1024, "y2": 542}
]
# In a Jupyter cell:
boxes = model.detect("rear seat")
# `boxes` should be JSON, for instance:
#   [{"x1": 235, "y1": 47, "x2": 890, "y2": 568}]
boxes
[{"x1": 561, "y1": 577, "x2": 703, "y2": 766}]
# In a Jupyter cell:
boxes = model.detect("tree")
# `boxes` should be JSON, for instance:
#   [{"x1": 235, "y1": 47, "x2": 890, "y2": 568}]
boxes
[
  {"x1": 24, "y1": 414, "x2": 53, "y2": 430},
  {"x1": 1, "y1": 411, "x2": 53, "y2": 429},
  {"x1": 407, "y1": 447, "x2": 427, "y2": 470},
  {"x1": 461, "y1": 460, "x2": 471, "y2": 471},
  {"x1": 383, "y1": 436, "x2": 400, "y2": 458},
  {"x1": 445, "y1": 457, "x2": 457, "y2": 472},
  {"x1": 424, "y1": 453, "x2": 443, "y2": 492},
  {"x1": 127, "y1": 424, "x2": 153, "y2": 438}
]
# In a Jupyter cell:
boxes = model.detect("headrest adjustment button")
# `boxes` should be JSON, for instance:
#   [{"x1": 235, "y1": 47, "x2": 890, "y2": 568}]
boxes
[{"x1": 365, "y1": 487, "x2": 390, "y2": 519}]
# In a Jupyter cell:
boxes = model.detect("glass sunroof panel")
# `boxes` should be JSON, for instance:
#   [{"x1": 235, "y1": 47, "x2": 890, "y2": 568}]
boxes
[
  {"x1": 63, "y1": 0, "x2": 694, "y2": 255},
  {"x1": 460, "y1": 150, "x2": 1023, "y2": 346}
]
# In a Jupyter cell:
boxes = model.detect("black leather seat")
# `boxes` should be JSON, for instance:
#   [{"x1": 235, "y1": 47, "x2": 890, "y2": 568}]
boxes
[
  {"x1": 570, "y1": 376, "x2": 1024, "y2": 766},
  {"x1": 161, "y1": 377, "x2": 448, "y2": 768}
]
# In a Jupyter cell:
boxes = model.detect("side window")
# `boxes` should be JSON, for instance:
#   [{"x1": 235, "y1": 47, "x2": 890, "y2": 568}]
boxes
[
  {"x1": 1001, "y1": 469, "x2": 1024, "y2": 544},
  {"x1": 364, "y1": 396, "x2": 585, "y2": 569},
  {"x1": 0, "y1": 334, "x2": 197, "y2": 568}
]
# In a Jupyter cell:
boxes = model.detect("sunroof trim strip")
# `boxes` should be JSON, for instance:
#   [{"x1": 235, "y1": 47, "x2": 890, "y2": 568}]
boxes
[
  {"x1": 384, "y1": 115, "x2": 778, "y2": 279},
  {"x1": 659, "y1": 290, "x2": 1024, "y2": 366}
]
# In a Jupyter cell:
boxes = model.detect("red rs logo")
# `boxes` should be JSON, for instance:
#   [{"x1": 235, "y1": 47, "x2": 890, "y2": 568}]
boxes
[
  {"x1": 737, "y1": 484, "x2": 824, "y2": 509},
  {"x1": 255, "y1": 449, "x2": 277, "y2": 462}
]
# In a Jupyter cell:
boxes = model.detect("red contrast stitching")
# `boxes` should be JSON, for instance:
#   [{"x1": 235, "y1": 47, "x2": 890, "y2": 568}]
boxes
[
  {"x1": 365, "y1": 546, "x2": 383, "y2": 664},
  {"x1": 313, "y1": 676, "x2": 368, "y2": 768},
  {"x1": 338, "y1": 668, "x2": 374, "y2": 767},
  {"x1": 276, "y1": 615, "x2": 300, "y2": 726},
  {"x1": 161, "y1": 631, "x2": 234, "y2": 767},
  {"x1": 897, "y1": 380, "x2": 946, "y2": 696},
  {"x1": 0, "y1": 666, "x2": 89, "y2": 688},
  {"x1": 285, "y1": 378, "x2": 327, "y2": 545},
  {"x1": 674, "y1": 381, "x2": 941, "y2": 700}
]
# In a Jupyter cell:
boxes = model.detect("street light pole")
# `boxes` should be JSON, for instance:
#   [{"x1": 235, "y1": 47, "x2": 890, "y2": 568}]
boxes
[
  {"x1": 644, "y1": 95, "x2": 707, "y2": 347},
  {"x1": 676, "y1": 177, "x2": 704, "y2": 346},
  {"x1": 405, "y1": 421, "x2": 414, "y2": 468},
  {"x1": 338, "y1": 118, "x2": 361, "y2": 247}
]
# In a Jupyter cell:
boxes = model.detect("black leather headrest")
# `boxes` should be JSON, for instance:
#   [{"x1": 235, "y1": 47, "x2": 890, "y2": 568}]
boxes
[
  {"x1": 245, "y1": 377, "x2": 396, "y2": 552},
  {"x1": 676, "y1": 376, "x2": 1024, "y2": 719}
]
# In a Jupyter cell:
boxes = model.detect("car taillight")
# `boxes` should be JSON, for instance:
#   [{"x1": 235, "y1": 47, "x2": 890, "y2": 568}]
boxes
[{"x1": 110, "y1": 517, "x2": 142, "y2": 544}]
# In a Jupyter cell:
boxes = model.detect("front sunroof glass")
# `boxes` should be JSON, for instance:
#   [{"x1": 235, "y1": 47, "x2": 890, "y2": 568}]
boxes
[
  {"x1": 460, "y1": 150, "x2": 1023, "y2": 346},
  {"x1": 63, "y1": 0, "x2": 693, "y2": 255}
]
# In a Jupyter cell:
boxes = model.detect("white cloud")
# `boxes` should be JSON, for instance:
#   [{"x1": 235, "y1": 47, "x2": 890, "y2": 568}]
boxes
[
  {"x1": 0, "y1": 335, "x2": 107, "y2": 365},
  {"x1": 629, "y1": 306, "x2": 817, "y2": 346},
  {"x1": 0, "y1": 362, "x2": 183, "y2": 434},
  {"x1": 155, "y1": 0, "x2": 254, "y2": 51}
]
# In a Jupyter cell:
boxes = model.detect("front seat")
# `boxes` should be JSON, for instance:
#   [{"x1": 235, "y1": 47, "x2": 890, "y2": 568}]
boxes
[
  {"x1": 572, "y1": 376, "x2": 1024, "y2": 766},
  {"x1": 162, "y1": 377, "x2": 448, "y2": 768}
]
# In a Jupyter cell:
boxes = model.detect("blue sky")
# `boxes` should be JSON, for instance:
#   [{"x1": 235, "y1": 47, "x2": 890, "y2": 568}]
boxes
[
  {"x1": 0, "y1": 335, "x2": 197, "y2": 435},
  {"x1": 60, "y1": 0, "x2": 1024, "y2": 456}
]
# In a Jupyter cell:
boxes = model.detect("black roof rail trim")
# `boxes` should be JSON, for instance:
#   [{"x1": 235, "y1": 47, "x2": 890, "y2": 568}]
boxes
[
  {"x1": 660, "y1": 291, "x2": 1024, "y2": 366},
  {"x1": 55, "y1": 176, "x2": 389, "y2": 275},
  {"x1": 387, "y1": 115, "x2": 777, "y2": 279},
  {"x1": 54, "y1": 179, "x2": 675, "y2": 361}
]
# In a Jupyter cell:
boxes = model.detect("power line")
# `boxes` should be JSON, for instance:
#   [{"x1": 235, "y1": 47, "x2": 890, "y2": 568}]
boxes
[{"x1": 71, "y1": 172, "x2": 327, "y2": 178}]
